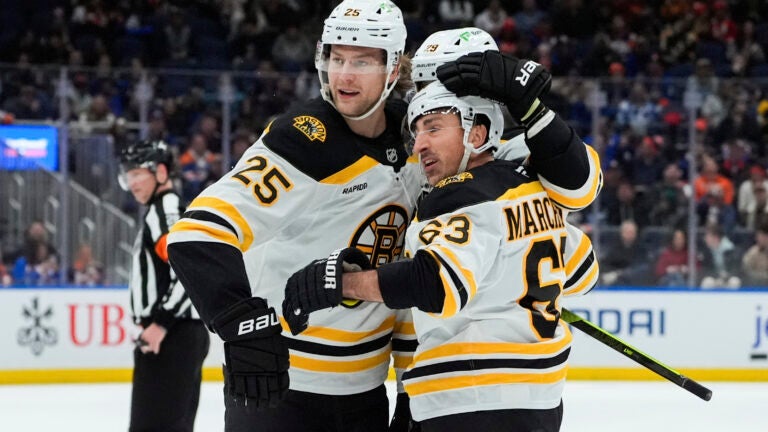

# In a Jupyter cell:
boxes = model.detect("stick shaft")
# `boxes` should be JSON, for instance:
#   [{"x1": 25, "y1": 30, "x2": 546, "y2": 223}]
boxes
[{"x1": 562, "y1": 307, "x2": 712, "y2": 401}]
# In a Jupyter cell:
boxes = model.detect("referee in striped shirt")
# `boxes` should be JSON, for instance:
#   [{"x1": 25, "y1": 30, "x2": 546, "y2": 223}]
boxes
[{"x1": 119, "y1": 139, "x2": 210, "y2": 432}]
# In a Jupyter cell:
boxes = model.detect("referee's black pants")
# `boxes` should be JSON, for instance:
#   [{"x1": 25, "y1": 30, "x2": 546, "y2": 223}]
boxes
[
  {"x1": 224, "y1": 383, "x2": 389, "y2": 432},
  {"x1": 129, "y1": 320, "x2": 210, "y2": 432}
]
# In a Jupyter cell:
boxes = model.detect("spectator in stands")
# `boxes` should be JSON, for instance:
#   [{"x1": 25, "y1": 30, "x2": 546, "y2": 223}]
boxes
[
  {"x1": 514, "y1": 0, "x2": 546, "y2": 36},
  {"x1": 77, "y1": 93, "x2": 117, "y2": 133},
  {"x1": 738, "y1": 164, "x2": 768, "y2": 228},
  {"x1": 474, "y1": 0, "x2": 507, "y2": 38},
  {"x1": 654, "y1": 228, "x2": 696, "y2": 287},
  {"x1": 729, "y1": 18, "x2": 767, "y2": 77},
  {"x1": 601, "y1": 220, "x2": 653, "y2": 286},
  {"x1": 10, "y1": 221, "x2": 59, "y2": 286},
  {"x1": 604, "y1": 180, "x2": 651, "y2": 228},
  {"x1": 179, "y1": 133, "x2": 219, "y2": 204},
  {"x1": 2, "y1": 84, "x2": 52, "y2": 120},
  {"x1": 69, "y1": 243, "x2": 104, "y2": 286},
  {"x1": 0, "y1": 251, "x2": 11, "y2": 286},
  {"x1": 629, "y1": 135, "x2": 666, "y2": 191},
  {"x1": 699, "y1": 223, "x2": 742, "y2": 289},
  {"x1": 696, "y1": 184, "x2": 738, "y2": 234},
  {"x1": 694, "y1": 154, "x2": 735, "y2": 206},
  {"x1": 742, "y1": 221, "x2": 768, "y2": 286},
  {"x1": 163, "y1": 8, "x2": 191, "y2": 62},
  {"x1": 438, "y1": 0, "x2": 474, "y2": 28},
  {"x1": 649, "y1": 162, "x2": 689, "y2": 227},
  {"x1": 270, "y1": 23, "x2": 315, "y2": 73}
]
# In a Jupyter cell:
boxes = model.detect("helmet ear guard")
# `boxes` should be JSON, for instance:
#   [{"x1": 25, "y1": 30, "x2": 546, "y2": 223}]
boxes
[{"x1": 315, "y1": 0, "x2": 406, "y2": 120}]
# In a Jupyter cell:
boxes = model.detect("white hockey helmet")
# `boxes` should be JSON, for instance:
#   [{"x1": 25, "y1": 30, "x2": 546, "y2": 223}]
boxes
[
  {"x1": 408, "y1": 81, "x2": 504, "y2": 175},
  {"x1": 315, "y1": 0, "x2": 406, "y2": 120},
  {"x1": 412, "y1": 27, "x2": 498, "y2": 86}
]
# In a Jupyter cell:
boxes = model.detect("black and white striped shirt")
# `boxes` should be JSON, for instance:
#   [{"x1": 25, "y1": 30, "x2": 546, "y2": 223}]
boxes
[{"x1": 129, "y1": 190, "x2": 199, "y2": 328}]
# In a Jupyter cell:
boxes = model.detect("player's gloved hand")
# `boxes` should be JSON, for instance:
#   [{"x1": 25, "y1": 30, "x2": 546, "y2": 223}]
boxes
[
  {"x1": 282, "y1": 247, "x2": 371, "y2": 335},
  {"x1": 436, "y1": 51, "x2": 552, "y2": 121},
  {"x1": 211, "y1": 297, "x2": 289, "y2": 409},
  {"x1": 389, "y1": 392, "x2": 421, "y2": 432}
]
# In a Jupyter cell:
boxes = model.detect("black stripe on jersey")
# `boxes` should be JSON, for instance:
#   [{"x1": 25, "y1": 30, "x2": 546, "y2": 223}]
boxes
[
  {"x1": 285, "y1": 332, "x2": 392, "y2": 357},
  {"x1": 431, "y1": 252, "x2": 468, "y2": 310},
  {"x1": 262, "y1": 98, "x2": 408, "y2": 181},
  {"x1": 564, "y1": 249, "x2": 595, "y2": 289},
  {"x1": 417, "y1": 161, "x2": 533, "y2": 221},
  {"x1": 392, "y1": 338, "x2": 419, "y2": 353},
  {"x1": 183, "y1": 209, "x2": 237, "y2": 235},
  {"x1": 402, "y1": 348, "x2": 571, "y2": 381}
]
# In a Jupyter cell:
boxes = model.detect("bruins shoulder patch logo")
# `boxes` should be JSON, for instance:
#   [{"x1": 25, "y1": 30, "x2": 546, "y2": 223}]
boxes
[
  {"x1": 292, "y1": 115, "x2": 327, "y2": 142},
  {"x1": 435, "y1": 172, "x2": 473, "y2": 188}
]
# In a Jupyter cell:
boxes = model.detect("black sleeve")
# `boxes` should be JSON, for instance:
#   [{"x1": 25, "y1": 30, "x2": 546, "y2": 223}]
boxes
[
  {"x1": 376, "y1": 250, "x2": 445, "y2": 313},
  {"x1": 168, "y1": 241, "x2": 253, "y2": 328},
  {"x1": 526, "y1": 112, "x2": 590, "y2": 190}
]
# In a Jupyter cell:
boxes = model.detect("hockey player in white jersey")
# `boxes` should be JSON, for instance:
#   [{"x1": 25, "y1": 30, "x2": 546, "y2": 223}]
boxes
[
  {"x1": 284, "y1": 82, "x2": 589, "y2": 432},
  {"x1": 168, "y1": 1, "x2": 421, "y2": 431}
]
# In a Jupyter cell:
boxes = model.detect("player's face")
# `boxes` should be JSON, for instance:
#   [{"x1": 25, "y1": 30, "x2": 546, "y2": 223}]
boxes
[
  {"x1": 411, "y1": 112, "x2": 465, "y2": 186},
  {"x1": 123, "y1": 167, "x2": 156, "y2": 204},
  {"x1": 327, "y1": 45, "x2": 390, "y2": 117}
]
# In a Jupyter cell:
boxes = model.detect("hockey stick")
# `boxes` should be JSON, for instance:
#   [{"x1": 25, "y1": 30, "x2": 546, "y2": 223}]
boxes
[{"x1": 561, "y1": 307, "x2": 713, "y2": 401}]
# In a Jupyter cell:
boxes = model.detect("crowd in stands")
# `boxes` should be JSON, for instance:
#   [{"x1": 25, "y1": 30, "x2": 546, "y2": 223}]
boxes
[{"x1": 2, "y1": 0, "x2": 768, "y2": 287}]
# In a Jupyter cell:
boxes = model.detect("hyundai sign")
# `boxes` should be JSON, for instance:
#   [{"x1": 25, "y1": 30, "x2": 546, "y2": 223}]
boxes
[{"x1": 0, "y1": 125, "x2": 59, "y2": 171}]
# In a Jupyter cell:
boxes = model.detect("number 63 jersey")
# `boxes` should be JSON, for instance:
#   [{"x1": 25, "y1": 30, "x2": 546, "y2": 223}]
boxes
[{"x1": 400, "y1": 160, "x2": 585, "y2": 422}]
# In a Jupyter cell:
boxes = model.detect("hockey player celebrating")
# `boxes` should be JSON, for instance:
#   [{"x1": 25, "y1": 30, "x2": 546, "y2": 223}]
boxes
[
  {"x1": 283, "y1": 81, "x2": 591, "y2": 432},
  {"x1": 168, "y1": 1, "x2": 422, "y2": 430}
]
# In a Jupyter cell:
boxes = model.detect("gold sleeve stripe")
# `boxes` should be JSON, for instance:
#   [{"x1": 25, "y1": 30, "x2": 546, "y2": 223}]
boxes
[
  {"x1": 187, "y1": 196, "x2": 254, "y2": 250},
  {"x1": 433, "y1": 244, "x2": 478, "y2": 299},
  {"x1": 414, "y1": 336, "x2": 572, "y2": 363},
  {"x1": 393, "y1": 354, "x2": 414, "y2": 369},
  {"x1": 320, "y1": 156, "x2": 379, "y2": 184},
  {"x1": 542, "y1": 146, "x2": 602, "y2": 209},
  {"x1": 422, "y1": 249, "x2": 458, "y2": 318},
  {"x1": 289, "y1": 350, "x2": 391, "y2": 373},
  {"x1": 405, "y1": 367, "x2": 568, "y2": 396},
  {"x1": 279, "y1": 315, "x2": 395, "y2": 343},
  {"x1": 406, "y1": 154, "x2": 420, "y2": 163},
  {"x1": 565, "y1": 236, "x2": 591, "y2": 275},
  {"x1": 393, "y1": 320, "x2": 415, "y2": 335},
  {"x1": 262, "y1": 119, "x2": 274, "y2": 135},
  {"x1": 169, "y1": 220, "x2": 240, "y2": 249},
  {"x1": 497, "y1": 182, "x2": 545, "y2": 201}
]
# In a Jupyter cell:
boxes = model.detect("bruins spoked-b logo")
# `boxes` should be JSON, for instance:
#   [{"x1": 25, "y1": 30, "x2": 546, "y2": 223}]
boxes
[
  {"x1": 293, "y1": 115, "x2": 327, "y2": 142},
  {"x1": 18, "y1": 297, "x2": 58, "y2": 355},
  {"x1": 343, "y1": 204, "x2": 409, "y2": 308}
]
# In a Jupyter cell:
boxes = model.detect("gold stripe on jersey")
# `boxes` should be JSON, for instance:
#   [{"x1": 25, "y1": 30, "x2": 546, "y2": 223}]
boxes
[
  {"x1": 540, "y1": 145, "x2": 602, "y2": 210},
  {"x1": 279, "y1": 315, "x2": 395, "y2": 343},
  {"x1": 413, "y1": 334, "x2": 572, "y2": 364},
  {"x1": 170, "y1": 220, "x2": 240, "y2": 249},
  {"x1": 186, "y1": 196, "x2": 254, "y2": 250},
  {"x1": 405, "y1": 367, "x2": 568, "y2": 397},
  {"x1": 320, "y1": 155, "x2": 379, "y2": 184},
  {"x1": 290, "y1": 349, "x2": 392, "y2": 373},
  {"x1": 565, "y1": 234, "x2": 591, "y2": 276}
]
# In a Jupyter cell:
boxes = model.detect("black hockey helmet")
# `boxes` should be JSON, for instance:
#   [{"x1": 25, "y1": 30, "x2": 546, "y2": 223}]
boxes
[{"x1": 118, "y1": 140, "x2": 174, "y2": 190}]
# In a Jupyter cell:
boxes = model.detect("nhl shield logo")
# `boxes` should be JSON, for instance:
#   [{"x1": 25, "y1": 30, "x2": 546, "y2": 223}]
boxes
[{"x1": 386, "y1": 148, "x2": 398, "y2": 163}]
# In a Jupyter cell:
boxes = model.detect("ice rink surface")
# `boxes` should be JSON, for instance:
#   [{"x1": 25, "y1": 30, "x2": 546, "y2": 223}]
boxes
[{"x1": 0, "y1": 380, "x2": 766, "y2": 431}]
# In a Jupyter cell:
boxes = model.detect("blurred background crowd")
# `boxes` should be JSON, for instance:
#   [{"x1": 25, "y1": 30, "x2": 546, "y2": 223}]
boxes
[{"x1": 2, "y1": 0, "x2": 768, "y2": 289}]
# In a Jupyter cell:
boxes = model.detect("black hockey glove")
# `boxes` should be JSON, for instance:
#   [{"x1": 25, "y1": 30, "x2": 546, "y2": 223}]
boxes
[
  {"x1": 436, "y1": 51, "x2": 552, "y2": 121},
  {"x1": 389, "y1": 392, "x2": 421, "y2": 432},
  {"x1": 211, "y1": 297, "x2": 289, "y2": 409},
  {"x1": 282, "y1": 247, "x2": 371, "y2": 335}
]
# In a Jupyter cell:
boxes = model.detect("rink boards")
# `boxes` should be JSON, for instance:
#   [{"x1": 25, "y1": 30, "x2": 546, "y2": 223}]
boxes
[{"x1": 0, "y1": 286, "x2": 766, "y2": 384}]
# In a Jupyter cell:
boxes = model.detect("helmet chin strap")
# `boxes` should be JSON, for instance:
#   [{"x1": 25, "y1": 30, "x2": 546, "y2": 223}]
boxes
[{"x1": 456, "y1": 128, "x2": 474, "y2": 176}]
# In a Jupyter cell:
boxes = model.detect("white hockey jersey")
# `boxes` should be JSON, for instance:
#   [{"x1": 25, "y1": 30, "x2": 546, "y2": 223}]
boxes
[{"x1": 400, "y1": 160, "x2": 584, "y2": 421}]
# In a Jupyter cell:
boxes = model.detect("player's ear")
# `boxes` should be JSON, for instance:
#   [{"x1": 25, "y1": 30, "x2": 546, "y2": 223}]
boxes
[
  {"x1": 156, "y1": 163, "x2": 170, "y2": 184},
  {"x1": 469, "y1": 124, "x2": 489, "y2": 150}
]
